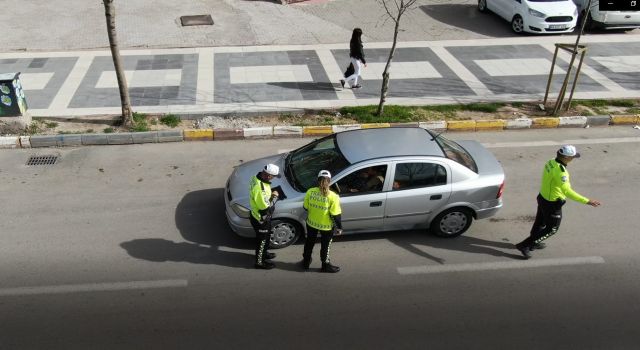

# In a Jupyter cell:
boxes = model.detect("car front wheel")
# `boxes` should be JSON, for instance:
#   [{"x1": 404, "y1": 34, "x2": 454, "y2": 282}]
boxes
[
  {"x1": 430, "y1": 208, "x2": 473, "y2": 238},
  {"x1": 511, "y1": 15, "x2": 524, "y2": 33},
  {"x1": 478, "y1": 0, "x2": 487, "y2": 13},
  {"x1": 270, "y1": 219, "x2": 302, "y2": 249}
]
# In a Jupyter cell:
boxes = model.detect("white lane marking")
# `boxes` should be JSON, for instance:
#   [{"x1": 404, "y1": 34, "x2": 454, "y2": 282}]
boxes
[
  {"x1": 95, "y1": 69, "x2": 183, "y2": 88},
  {"x1": 229, "y1": 65, "x2": 313, "y2": 84},
  {"x1": 431, "y1": 46, "x2": 494, "y2": 97},
  {"x1": 483, "y1": 137, "x2": 640, "y2": 149},
  {"x1": 359, "y1": 62, "x2": 442, "y2": 80},
  {"x1": 475, "y1": 58, "x2": 566, "y2": 76},
  {"x1": 20, "y1": 72, "x2": 55, "y2": 90},
  {"x1": 0, "y1": 279, "x2": 188, "y2": 297},
  {"x1": 398, "y1": 256, "x2": 605, "y2": 275},
  {"x1": 196, "y1": 48, "x2": 215, "y2": 104},
  {"x1": 592, "y1": 56, "x2": 640, "y2": 73}
]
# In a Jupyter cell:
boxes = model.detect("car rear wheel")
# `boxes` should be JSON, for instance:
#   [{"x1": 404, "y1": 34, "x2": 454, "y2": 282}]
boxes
[
  {"x1": 430, "y1": 208, "x2": 473, "y2": 238},
  {"x1": 270, "y1": 219, "x2": 302, "y2": 249},
  {"x1": 511, "y1": 15, "x2": 524, "y2": 33},
  {"x1": 478, "y1": 0, "x2": 487, "y2": 13}
]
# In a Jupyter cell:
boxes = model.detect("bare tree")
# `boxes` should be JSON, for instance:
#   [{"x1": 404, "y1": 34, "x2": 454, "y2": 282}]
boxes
[
  {"x1": 103, "y1": 0, "x2": 133, "y2": 127},
  {"x1": 376, "y1": 0, "x2": 418, "y2": 116}
]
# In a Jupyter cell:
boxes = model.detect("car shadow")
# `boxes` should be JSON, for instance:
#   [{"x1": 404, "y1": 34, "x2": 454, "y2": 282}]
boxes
[
  {"x1": 120, "y1": 188, "x2": 258, "y2": 269},
  {"x1": 420, "y1": 3, "x2": 527, "y2": 38},
  {"x1": 335, "y1": 229, "x2": 521, "y2": 263}
]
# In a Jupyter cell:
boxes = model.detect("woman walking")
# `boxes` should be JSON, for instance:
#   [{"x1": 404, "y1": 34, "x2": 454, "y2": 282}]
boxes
[
  {"x1": 341, "y1": 27, "x2": 367, "y2": 89},
  {"x1": 302, "y1": 170, "x2": 343, "y2": 273}
]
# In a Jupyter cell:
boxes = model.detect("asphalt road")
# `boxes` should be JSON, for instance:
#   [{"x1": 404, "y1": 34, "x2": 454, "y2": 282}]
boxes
[{"x1": 1, "y1": 127, "x2": 639, "y2": 349}]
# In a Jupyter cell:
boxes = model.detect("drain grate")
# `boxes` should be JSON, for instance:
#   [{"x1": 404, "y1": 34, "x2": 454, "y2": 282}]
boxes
[
  {"x1": 26, "y1": 155, "x2": 58, "y2": 166},
  {"x1": 180, "y1": 15, "x2": 214, "y2": 26}
]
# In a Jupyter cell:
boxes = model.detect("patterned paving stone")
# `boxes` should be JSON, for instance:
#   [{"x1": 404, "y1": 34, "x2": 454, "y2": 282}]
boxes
[
  {"x1": 0, "y1": 57, "x2": 78, "y2": 109},
  {"x1": 214, "y1": 50, "x2": 337, "y2": 103},
  {"x1": 68, "y1": 54, "x2": 197, "y2": 108},
  {"x1": 584, "y1": 42, "x2": 640, "y2": 91},
  {"x1": 331, "y1": 47, "x2": 474, "y2": 98},
  {"x1": 446, "y1": 44, "x2": 605, "y2": 95}
]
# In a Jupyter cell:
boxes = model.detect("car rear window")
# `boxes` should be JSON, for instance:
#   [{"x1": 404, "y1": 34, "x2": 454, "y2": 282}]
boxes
[{"x1": 433, "y1": 134, "x2": 478, "y2": 173}]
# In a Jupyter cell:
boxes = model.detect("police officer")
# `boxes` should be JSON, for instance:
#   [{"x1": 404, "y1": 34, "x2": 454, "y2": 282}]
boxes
[
  {"x1": 302, "y1": 170, "x2": 343, "y2": 273},
  {"x1": 516, "y1": 145, "x2": 601, "y2": 259},
  {"x1": 250, "y1": 163, "x2": 280, "y2": 269}
]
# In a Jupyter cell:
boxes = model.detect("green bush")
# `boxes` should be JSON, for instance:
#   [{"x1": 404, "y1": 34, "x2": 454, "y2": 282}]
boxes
[
  {"x1": 160, "y1": 114, "x2": 180, "y2": 128},
  {"x1": 131, "y1": 112, "x2": 149, "y2": 132},
  {"x1": 103, "y1": 127, "x2": 114, "y2": 133}
]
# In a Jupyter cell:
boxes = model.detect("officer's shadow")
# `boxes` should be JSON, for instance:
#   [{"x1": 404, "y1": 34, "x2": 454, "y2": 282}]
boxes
[
  {"x1": 337, "y1": 229, "x2": 521, "y2": 264},
  {"x1": 120, "y1": 188, "x2": 279, "y2": 269}
]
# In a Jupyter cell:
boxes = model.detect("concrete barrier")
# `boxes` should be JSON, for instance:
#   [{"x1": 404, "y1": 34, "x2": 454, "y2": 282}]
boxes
[
  {"x1": 332, "y1": 124, "x2": 361, "y2": 133},
  {"x1": 0, "y1": 136, "x2": 19, "y2": 149},
  {"x1": 243, "y1": 127, "x2": 273, "y2": 139},
  {"x1": 476, "y1": 120, "x2": 506, "y2": 131},
  {"x1": 506, "y1": 118, "x2": 532, "y2": 129},
  {"x1": 418, "y1": 121, "x2": 446, "y2": 131},
  {"x1": 212, "y1": 128, "x2": 243, "y2": 140},
  {"x1": 558, "y1": 116, "x2": 587, "y2": 128},
  {"x1": 19, "y1": 136, "x2": 31, "y2": 148},
  {"x1": 273, "y1": 126, "x2": 303, "y2": 138},
  {"x1": 132, "y1": 131, "x2": 158, "y2": 144},
  {"x1": 157, "y1": 130, "x2": 183, "y2": 142},
  {"x1": 184, "y1": 129, "x2": 213, "y2": 141},
  {"x1": 302, "y1": 126, "x2": 332, "y2": 137},
  {"x1": 361, "y1": 123, "x2": 390, "y2": 129},
  {"x1": 446, "y1": 120, "x2": 476, "y2": 132},
  {"x1": 82, "y1": 134, "x2": 109, "y2": 145},
  {"x1": 531, "y1": 117, "x2": 560, "y2": 129},
  {"x1": 30, "y1": 135, "x2": 60, "y2": 148},
  {"x1": 610, "y1": 115, "x2": 637, "y2": 125},
  {"x1": 60, "y1": 134, "x2": 82, "y2": 147},
  {"x1": 585, "y1": 115, "x2": 611, "y2": 127},
  {"x1": 107, "y1": 133, "x2": 134, "y2": 145}
]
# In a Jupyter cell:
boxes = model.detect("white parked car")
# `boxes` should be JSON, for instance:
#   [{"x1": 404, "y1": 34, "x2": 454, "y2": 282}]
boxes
[
  {"x1": 478, "y1": 0, "x2": 579, "y2": 34},
  {"x1": 573, "y1": 0, "x2": 640, "y2": 31}
]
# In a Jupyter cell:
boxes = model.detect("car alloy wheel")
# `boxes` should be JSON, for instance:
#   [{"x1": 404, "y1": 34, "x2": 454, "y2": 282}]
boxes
[
  {"x1": 478, "y1": 0, "x2": 487, "y2": 12},
  {"x1": 431, "y1": 208, "x2": 473, "y2": 238},
  {"x1": 269, "y1": 219, "x2": 301, "y2": 249},
  {"x1": 511, "y1": 15, "x2": 524, "y2": 33}
]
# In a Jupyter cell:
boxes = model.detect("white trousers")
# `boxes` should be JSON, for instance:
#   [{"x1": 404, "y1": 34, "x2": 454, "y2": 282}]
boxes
[{"x1": 345, "y1": 57, "x2": 362, "y2": 87}]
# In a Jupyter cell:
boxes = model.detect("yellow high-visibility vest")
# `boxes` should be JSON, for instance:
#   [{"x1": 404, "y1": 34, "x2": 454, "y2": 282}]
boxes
[
  {"x1": 249, "y1": 175, "x2": 271, "y2": 221},
  {"x1": 304, "y1": 187, "x2": 341, "y2": 231},
  {"x1": 539, "y1": 159, "x2": 589, "y2": 204}
]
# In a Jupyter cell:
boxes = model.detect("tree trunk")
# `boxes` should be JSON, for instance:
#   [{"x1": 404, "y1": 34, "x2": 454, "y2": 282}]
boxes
[
  {"x1": 103, "y1": 0, "x2": 133, "y2": 127},
  {"x1": 376, "y1": 12, "x2": 402, "y2": 116}
]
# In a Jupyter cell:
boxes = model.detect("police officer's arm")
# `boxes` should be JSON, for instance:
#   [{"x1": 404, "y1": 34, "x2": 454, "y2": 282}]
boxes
[
  {"x1": 560, "y1": 178, "x2": 601, "y2": 206},
  {"x1": 329, "y1": 193, "x2": 343, "y2": 232},
  {"x1": 303, "y1": 191, "x2": 310, "y2": 211}
]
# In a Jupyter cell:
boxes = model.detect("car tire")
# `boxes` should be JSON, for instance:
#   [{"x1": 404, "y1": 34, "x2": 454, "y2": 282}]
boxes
[
  {"x1": 430, "y1": 207, "x2": 473, "y2": 238},
  {"x1": 511, "y1": 15, "x2": 524, "y2": 34},
  {"x1": 478, "y1": 0, "x2": 487, "y2": 13},
  {"x1": 270, "y1": 219, "x2": 302, "y2": 249}
]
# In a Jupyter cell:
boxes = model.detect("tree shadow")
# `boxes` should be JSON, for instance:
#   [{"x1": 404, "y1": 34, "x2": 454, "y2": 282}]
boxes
[
  {"x1": 420, "y1": 3, "x2": 525, "y2": 38},
  {"x1": 120, "y1": 188, "x2": 260, "y2": 268},
  {"x1": 266, "y1": 82, "x2": 338, "y2": 91}
]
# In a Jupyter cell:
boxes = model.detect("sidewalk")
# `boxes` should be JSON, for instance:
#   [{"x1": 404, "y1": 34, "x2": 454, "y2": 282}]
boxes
[{"x1": 0, "y1": 34, "x2": 639, "y2": 119}]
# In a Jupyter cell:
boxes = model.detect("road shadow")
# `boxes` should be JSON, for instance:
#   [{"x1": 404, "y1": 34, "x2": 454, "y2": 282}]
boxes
[
  {"x1": 121, "y1": 188, "x2": 258, "y2": 269},
  {"x1": 420, "y1": 3, "x2": 523, "y2": 38},
  {"x1": 335, "y1": 229, "x2": 521, "y2": 263}
]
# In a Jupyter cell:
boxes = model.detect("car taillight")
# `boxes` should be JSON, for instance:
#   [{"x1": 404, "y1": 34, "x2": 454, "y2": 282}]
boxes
[{"x1": 496, "y1": 182, "x2": 505, "y2": 199}]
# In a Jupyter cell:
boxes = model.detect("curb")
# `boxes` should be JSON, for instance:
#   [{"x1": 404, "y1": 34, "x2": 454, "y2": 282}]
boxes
[{"x1": 4, "y1": 114, "x2": 638, "y2": 149}]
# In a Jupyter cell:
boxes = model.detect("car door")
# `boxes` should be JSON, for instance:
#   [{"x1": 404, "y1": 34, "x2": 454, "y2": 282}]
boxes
[
  {"x1": 332, "y1": 164, "x2": 389, "y2": 232},
  {"x1": 384, "y1": 161, "x2": 451, "y2": 231},
  {"x1": 492, "y1": 0, "x2": 511, "y2": 19}
]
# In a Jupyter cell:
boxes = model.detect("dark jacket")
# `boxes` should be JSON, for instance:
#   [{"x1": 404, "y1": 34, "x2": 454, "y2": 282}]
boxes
[{"x1": 349, "y1": 38, "x2": 366, "y2": 64}]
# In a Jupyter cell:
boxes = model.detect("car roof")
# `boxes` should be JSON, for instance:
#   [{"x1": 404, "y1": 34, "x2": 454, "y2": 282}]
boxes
[{"x1": 335, "y1": 127, "x2": 444, "y2": 164}]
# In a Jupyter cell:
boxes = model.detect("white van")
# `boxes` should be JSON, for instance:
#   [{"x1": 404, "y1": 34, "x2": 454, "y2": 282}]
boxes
[
  {"x1": 573, "y1": 0, "x2": 640, "y2": 30},
  {"x1": 478, "y1": 0, "x2": 578, "y2": 34}
]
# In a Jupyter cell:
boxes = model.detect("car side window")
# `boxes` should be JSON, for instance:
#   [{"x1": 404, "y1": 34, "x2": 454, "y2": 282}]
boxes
[
  {"x1": 335, "y1": 165, "x2": 387, "y2": 195},
  {"x1": 392, "y1": 163, "x2": 446, "y2": 191}
]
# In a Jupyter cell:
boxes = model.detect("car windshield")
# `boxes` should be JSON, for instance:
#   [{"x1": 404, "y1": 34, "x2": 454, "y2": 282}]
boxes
[
  {"x1": 432, "y1": 133, "x2": 478, "y2": 173},
  {"x1": 285, "y1": 135, "x2": 351, "y2": 192}
]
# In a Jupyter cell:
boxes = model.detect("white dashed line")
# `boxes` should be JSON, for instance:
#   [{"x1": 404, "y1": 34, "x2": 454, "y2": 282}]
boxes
[
  {"x1": 0, "y1": 279, "x2": 188, "y2": 297},
  {"x1": 397, "y1": 256, "x2": 605, "y2": 275}
]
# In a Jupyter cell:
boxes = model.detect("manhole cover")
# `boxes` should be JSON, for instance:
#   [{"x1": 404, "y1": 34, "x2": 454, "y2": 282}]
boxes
[
  {"x1": 180, "y1": 15, "x2": 214, "y2": 26},
  {"x1": 26, "y1": 155, "x2": 58, "y2": 166}
]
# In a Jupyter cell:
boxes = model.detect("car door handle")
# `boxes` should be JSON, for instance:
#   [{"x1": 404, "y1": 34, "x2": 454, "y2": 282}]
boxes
[
  {"x1": 430, "y1": 194, "x2": 442, "y2": 200},
  {"x1": 370, "y1": 201, "x2": 382, "y2": 207}
]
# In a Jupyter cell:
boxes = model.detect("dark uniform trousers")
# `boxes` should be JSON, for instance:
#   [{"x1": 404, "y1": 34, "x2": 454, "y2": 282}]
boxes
[
  {"x1": 518, "y1": 194, "x2": 565, "y2": 249},
  {"x1": 303, "y1": 225, "x2": 334, "y2": 263},
  {"x1": 250, "y1": 215, "x2": 272, "y2": 264}
]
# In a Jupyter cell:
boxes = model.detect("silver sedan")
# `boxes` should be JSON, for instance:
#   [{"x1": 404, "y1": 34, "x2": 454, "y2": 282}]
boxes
[{"x1": 225, "y1": 127, "x2": 505, "y2": 248}]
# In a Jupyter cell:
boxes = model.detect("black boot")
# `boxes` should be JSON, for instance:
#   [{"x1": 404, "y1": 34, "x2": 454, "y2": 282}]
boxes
[
  {"x1": 321, "y1": 262, "x2": 340, "y2": 273},
  {"x1": 301, "y1": 258, "x2": 311, "y2": 270},
  {"x1": 265, "y1": 252, "x2": 276, "y2": 260},
  {"x1": 255, "y1": 260, "x2": 275, "y2": 270}
]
